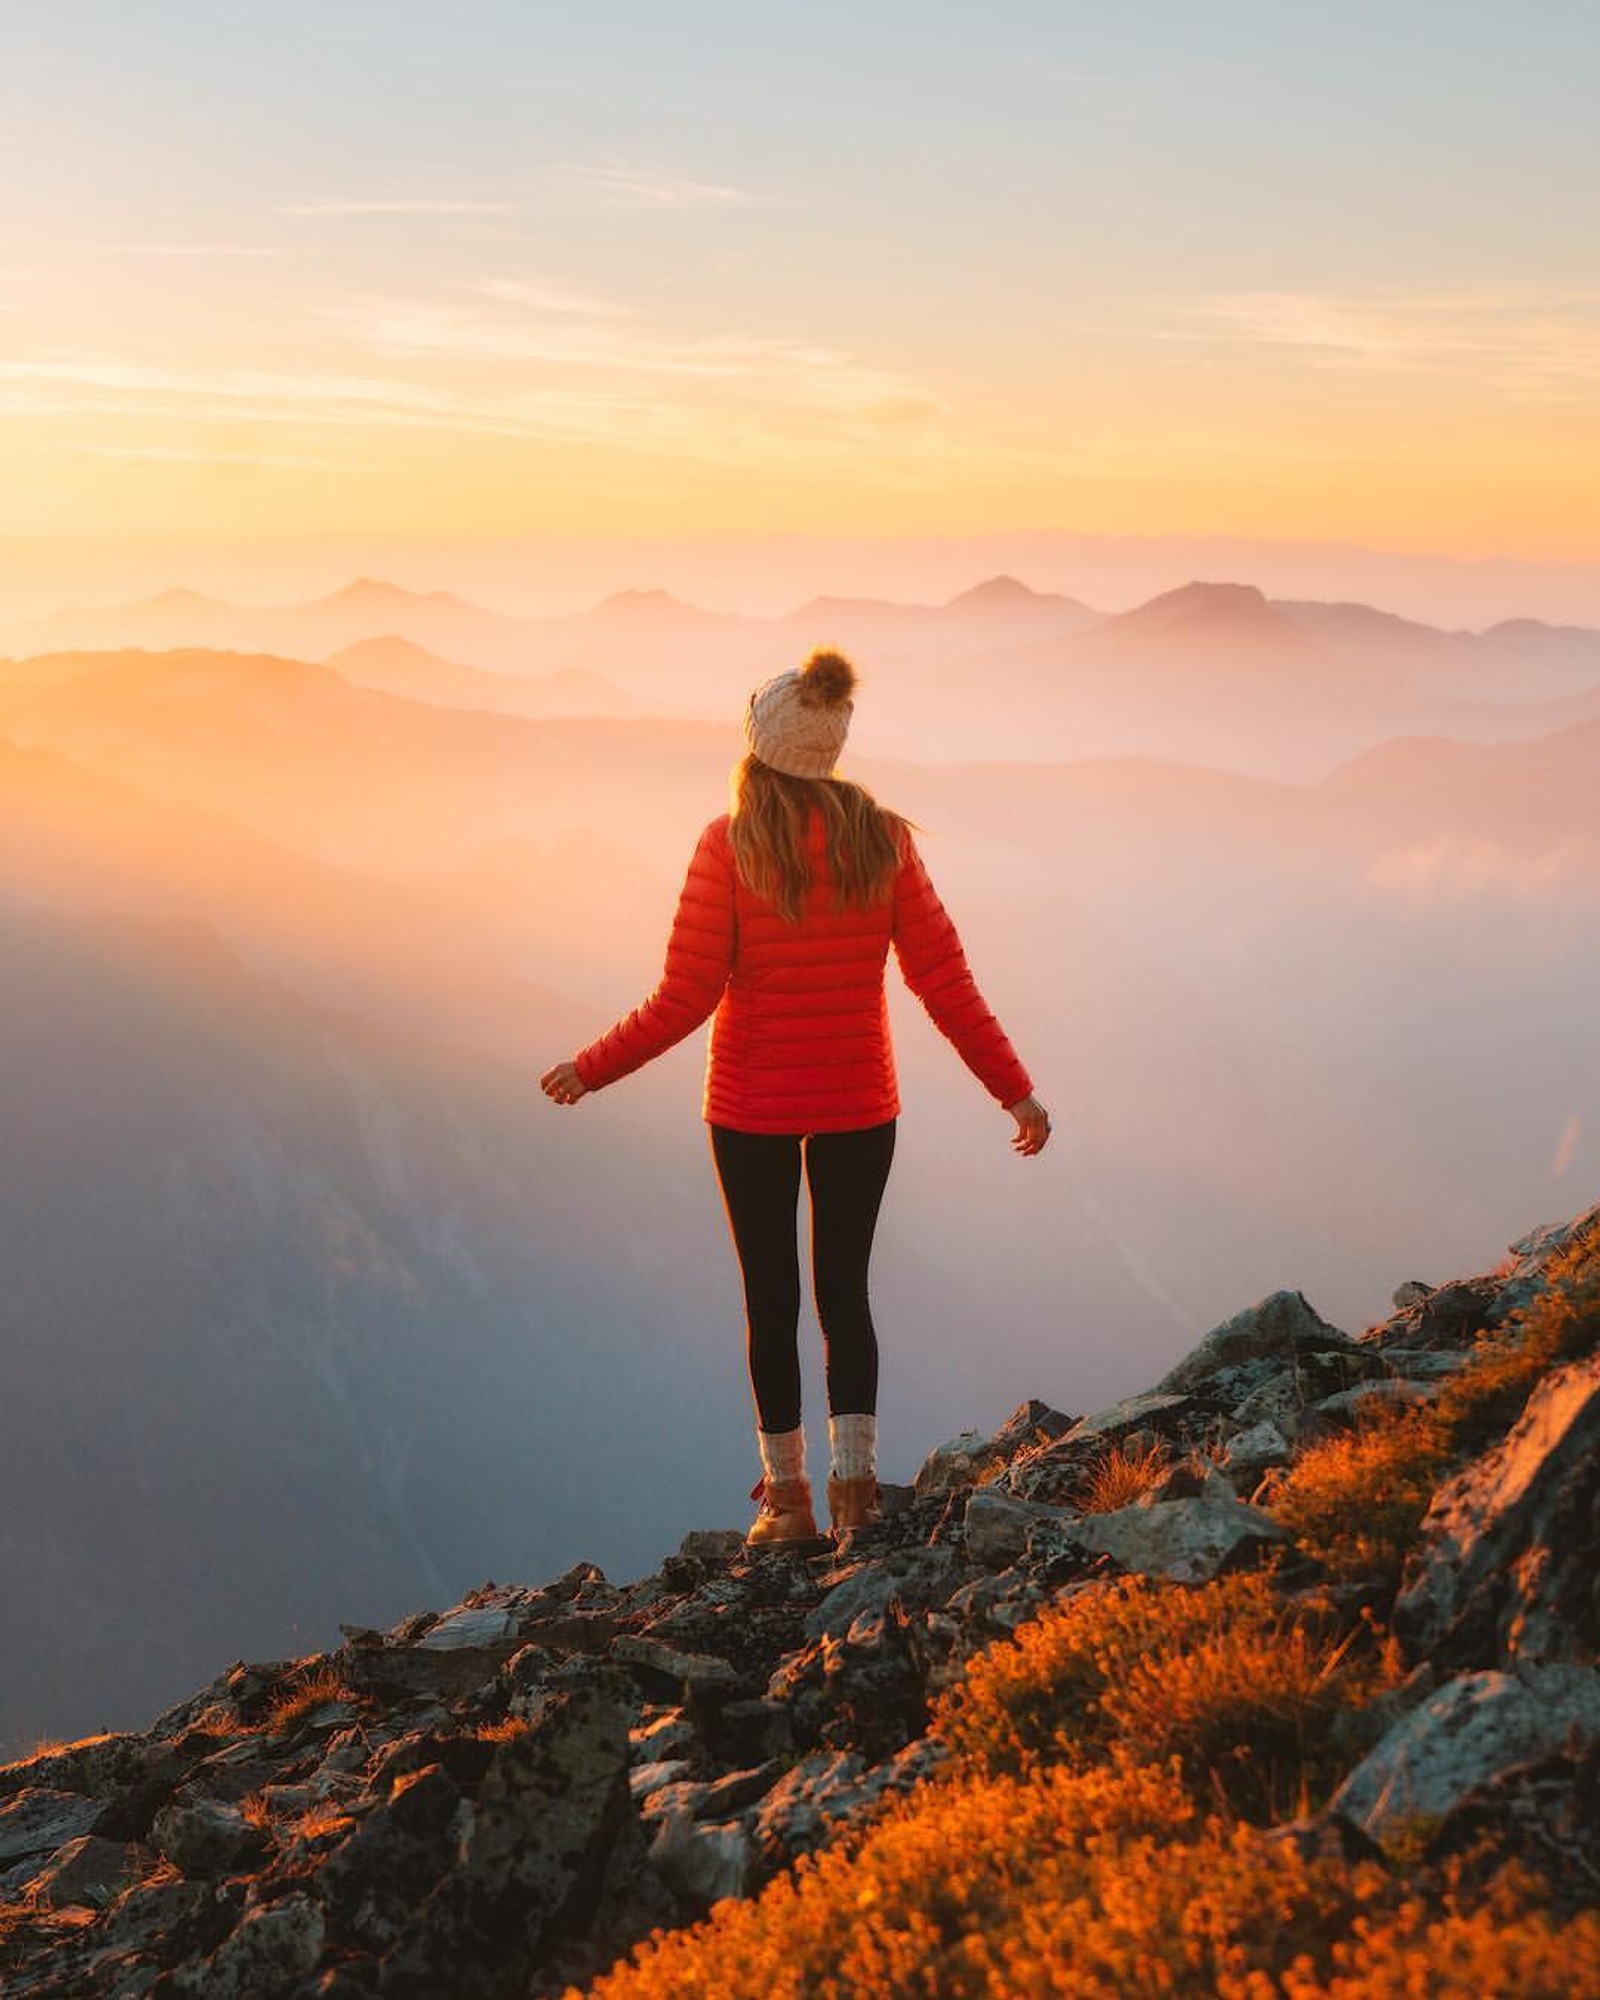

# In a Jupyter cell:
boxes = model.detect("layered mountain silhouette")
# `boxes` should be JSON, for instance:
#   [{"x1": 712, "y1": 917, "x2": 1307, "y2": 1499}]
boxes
[
  {"x1": 8, "y1": 574, "x2": 1600, "y2": 776},
  {"x1": 324, "y1": 639, "x2": 636, "y2": 721}
]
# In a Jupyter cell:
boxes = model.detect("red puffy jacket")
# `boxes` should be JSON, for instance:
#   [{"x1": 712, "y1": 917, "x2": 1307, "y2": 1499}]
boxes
[{"x1": 572, "y1": 806, "x2": 1034, "y2": 1133}]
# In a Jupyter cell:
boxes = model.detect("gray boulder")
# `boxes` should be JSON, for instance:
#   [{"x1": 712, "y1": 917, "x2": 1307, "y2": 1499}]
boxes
[
  {"x1": 646, "y1": 1810, "x2": 752, "y2": 1906},
  {"x1": 629, "y1": 1756, "x2": 694, "y2": 1802},
  {"x1": 610, "y1": 1634, "x2": 742, "y2": 1696},
  {"x1": 1394, "y1": 1352, "x2": 1600, "y2": 1670},
  {"x1": 314, "y1": 1761, "x2": 469, "y2": 1951},
  {"x1": 19, "y1": 1832, "x2": 141, "y2": 1910},
  {"x1": 1364, "y1": 1347, "x2": 1471, "y2": 1380},
  {"x1": 749, "y1": 1738, "x2": 948, "y2": 1868},
  {"x1": 150, "y1": 1796, "x2": 271, "y2": 1878},
  {"x1": 1329, "y1": 1664, "x2": 1600, "y2": 1846},
  {"x1": 913, "y1": 1428, "x2": 1003, "y2": 1496},
  {"x1": 457, "y1": 1666, "x2": 633, "y2": 1915},
  {"x1": 1219, "y1": 1420, "x2": 1292, "y2": 1486},
  {"x1": 169, "y1": 1889, "x2": 326, "y2": 1998},
  {"x1": 961, "y1": 1488, "x2": 1080, "y2": 1567},
  {"x1": 1065, "y1": 1490, "x2": 1288, "y2": 1584},
  {"x1": 1489, "y1": 1204, "x2": 1600, "y2": 1326},
  {"x1": 676, "y1": 1528, "x2": 747, "y2": 1563},
  {"x1": 1155, "y1": 1290, "x2": 1361, "y2": 1401},
  {"x1": 1061, "y1": 1390, "x2": 1194, "y2": 1443},
  {"x1": 1361, "y1": 1277, "x2": 1502, "y2": 1353},
  {"x1": 801, "y1": 1548, "x2": 966, "y2": 1642},
  {"x1": 912, "y1": 1400, "x2": 1076, "y2": 1497},
  {"x1": 628, "y1": 1706, "x2": 697, "y2": 1767},
  {"x1": 0, "y1": 1786, "x2": 102, "y2": 1864},
  {"x1": 418, "y1": 1605, "x2": 516, "y2": 1651},
  {"x1": 1298, "y1": 1377, "x2": 1437, "y2": 1441}
]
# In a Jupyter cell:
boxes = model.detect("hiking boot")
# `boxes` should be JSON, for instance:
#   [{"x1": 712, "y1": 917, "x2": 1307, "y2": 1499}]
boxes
[
  {"x1": 826, "y1": 1471, "x2": 882, "y2": 1541},
  {"x1": 746, "y1": 1473, "x2": 821, "y2": 1549}
]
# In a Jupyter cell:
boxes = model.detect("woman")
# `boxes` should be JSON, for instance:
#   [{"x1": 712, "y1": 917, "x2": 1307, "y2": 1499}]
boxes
[{"x1": 540, "y1": 648, "x2": 1050, "y2": 1551}]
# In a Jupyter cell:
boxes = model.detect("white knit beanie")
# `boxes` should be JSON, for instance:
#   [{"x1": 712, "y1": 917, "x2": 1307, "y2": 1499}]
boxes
[{"x1": 744, "y1": 649, "x2": 856, "y2": 778}]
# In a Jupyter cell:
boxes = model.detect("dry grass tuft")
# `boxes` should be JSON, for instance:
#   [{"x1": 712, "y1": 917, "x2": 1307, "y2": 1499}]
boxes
[
  {"x1": 189, "y1": 1702, "x2": 252, "y2": 1739},
  {"x1": 264, "y1": 1664, "x2": 359, "y2": 1736},
  {"x1": 1070, "y1": 1436, "x2": 1172, "y2": 1513},
  {"x1": 470, "y1": 1715, "x2": 531, "y2": 1742},
  {"x1": 288, "y1": 1799, "x2": 356, "y2": 1842}
]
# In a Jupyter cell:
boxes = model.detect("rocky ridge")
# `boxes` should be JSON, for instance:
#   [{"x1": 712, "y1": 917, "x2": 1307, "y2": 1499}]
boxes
[{"x1": 2, "y1": 1203, "x2": 1598, "y2": 1997}]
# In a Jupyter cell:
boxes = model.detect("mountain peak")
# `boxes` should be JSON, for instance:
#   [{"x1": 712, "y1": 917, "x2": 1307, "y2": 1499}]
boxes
[
  {"x1": 132, "y1": 586, "x2": 231, "y2": 613},
  {"x1": 326, "y1": 633, "x2": 444, "y2": 664},
  {"x1": 1137, "y1": 580, "x2": 1268, "y2": 617},
  {"x1": 1097, "y1": 579, "x2": 1299, "y2": 649},
  {"x1": 589, "y1": 587, "x2": 711, "y2": 621},
  {"x1": 945, "y1": 574, "x2": 1040, "y2": 608},
  {"x1": 313, "y1": 578, "x2": 467, "y2": 612}
]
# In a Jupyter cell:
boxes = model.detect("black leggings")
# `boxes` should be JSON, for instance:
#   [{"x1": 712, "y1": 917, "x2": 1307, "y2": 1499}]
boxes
[{"x1": 708, "y1": 1120, "x2": 896, "y2": 1431}]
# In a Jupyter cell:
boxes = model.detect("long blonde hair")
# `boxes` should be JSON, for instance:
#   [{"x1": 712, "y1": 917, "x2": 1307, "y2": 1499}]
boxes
[{"x1": 728, "y1": 754, "x2": 913, "y2": 923}]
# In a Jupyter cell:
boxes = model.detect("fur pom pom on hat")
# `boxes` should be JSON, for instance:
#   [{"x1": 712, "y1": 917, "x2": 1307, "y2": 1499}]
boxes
[{"x1": 744, "y1": 648, "x2": 856, "y2": 778}]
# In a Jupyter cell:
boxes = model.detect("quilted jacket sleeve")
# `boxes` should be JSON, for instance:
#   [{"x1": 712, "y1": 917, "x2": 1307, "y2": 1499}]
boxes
[
  {"x1": 891, "y1": 830, "x2": 1034, "y2": 1109},
  {"x1": 572, "y1": 820, "x2": 736, "y2": 1092}
]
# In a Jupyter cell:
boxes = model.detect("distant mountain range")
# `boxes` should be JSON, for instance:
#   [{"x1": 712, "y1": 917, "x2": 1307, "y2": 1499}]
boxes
[
  {"x1": 7, "y1": 574, "x2": 1600, "y2": 779},
  {"x1": 6, "y1": 570, "x2": 1599, "y2": 696}
]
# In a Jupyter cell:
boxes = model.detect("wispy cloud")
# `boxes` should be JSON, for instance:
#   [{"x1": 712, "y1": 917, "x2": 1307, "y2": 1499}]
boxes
[
  {"x1": 550, "y1": 158, "x2": 755, "y2": 211},
  {"x1": 66, "y1": 441, "x2": 378, "y2": 471},
  {"x1": 91, "y1": 243, "x2": 285, "y2": 258},
  {"x1": 315, "y1": 292, "x2": 845, "y2": 381},
  {"x1": 0, "y1": 353, "x2": 547, "y2": 438},
  {"x1": 0, "y1": 317, "x2": 948, "y2": 477},
  {"x1": 276, "y1": 198, "x2": 519, "y2": 217},
  {"x1": 1150, "y1": 285, "x2": 1600, "y2": 400},
  {"x1": 471, "y1": 279, "x2": 627, "y2": 317}
]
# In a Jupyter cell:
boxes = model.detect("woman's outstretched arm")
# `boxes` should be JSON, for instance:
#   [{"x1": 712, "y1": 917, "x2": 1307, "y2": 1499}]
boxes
[
  {"x1": 891, "y1": 828, "x2": 1039, "y2": 1120},
  {"x1": 556, "y1": 819, "x2": 737, "y2": 1098}
]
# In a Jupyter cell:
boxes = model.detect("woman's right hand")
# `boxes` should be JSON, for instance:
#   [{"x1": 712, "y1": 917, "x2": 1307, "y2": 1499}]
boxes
[
  {"x1": 541, "y1": 1060, "x2": 590, "y2": 1107},
  {"x1": 1006, "y1": 1095, "x2": 1051, "y2": 1156}
]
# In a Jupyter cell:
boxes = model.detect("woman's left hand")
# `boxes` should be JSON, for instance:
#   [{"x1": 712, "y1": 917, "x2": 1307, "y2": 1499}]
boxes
[{"x1": 540, "y1": 1060, "x2": 590, "y2": 1107}]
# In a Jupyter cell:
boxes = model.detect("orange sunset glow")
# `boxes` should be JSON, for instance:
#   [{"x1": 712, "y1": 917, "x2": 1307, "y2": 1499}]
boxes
[{"x1": 3, "y1": 7, "x2": 1600, "y2": 1995}]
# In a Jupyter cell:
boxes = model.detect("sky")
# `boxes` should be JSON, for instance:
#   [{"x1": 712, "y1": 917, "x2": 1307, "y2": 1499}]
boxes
[{"x1": 4, "y1": 2, "x2": 1600, "y2": 564}]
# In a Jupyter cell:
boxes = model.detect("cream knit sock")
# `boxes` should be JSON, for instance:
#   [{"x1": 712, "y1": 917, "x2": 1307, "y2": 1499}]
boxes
[
  {"x1": 829, "y1": 1411, "x2": 877, "y2": 1481},
  {"x1": 757, "y1": 1422, "x2": 807, "y2": 1486}
]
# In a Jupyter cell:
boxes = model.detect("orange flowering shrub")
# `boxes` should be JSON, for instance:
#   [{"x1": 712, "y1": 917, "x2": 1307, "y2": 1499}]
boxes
[
  {"x1": 1432, "y1": 1217, "x2": 1600, "y2": 1454},
  {"x1": 571, "y1": 1757, "x2": 1600, "y2": 1999},
  {"x1": 1273, "y1": 1856, "x2": 1600, "y2": 2000},
  {"x1": 1269, "y1": 1216, "x2": 1600, "y2": 1586},
  {"x1": 926, "y1": 1570, "x2": 1400, "y2": 1819},
  {"x1": 1264, "y1": 1404, "x2": 1448, "y2": 1587}
]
